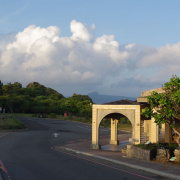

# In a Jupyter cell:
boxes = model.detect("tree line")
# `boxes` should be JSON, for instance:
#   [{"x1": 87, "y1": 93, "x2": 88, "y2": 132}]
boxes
[{"x1": 0, "y1": 81, "x2": 93, "y2": 118}]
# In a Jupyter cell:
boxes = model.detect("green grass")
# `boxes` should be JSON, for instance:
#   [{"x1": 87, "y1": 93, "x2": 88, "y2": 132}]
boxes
[
  {"x1": 3, "y1": 113, "x2": 132, "y2": 131},
  {"x1": 118, "y1": 124, "x2": 132, "y2": 132},
  {"x1": 55, "y1": 115, "x2": 92, "y2": 124},
  {"x1": 0, "y1": 115, "x2": 26, "y2": 129},
  {"x1": 12, "y1": 113, "x2": 34, "y2": 117}
]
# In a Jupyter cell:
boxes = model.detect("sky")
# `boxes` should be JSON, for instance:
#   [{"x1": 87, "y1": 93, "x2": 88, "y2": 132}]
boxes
[{"x1": 1, "y1": 0, "x2": 180, "y2": 97}]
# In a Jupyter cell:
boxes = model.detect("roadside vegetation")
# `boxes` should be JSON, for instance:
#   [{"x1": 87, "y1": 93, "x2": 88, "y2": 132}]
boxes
[
  {"x1": 142, "y1": 76, "x2": 180, "y2": 146},
  {"x1": 100, "y1": 116, "x2": 132, "y2": 131},
  {"x1": 135, "y1": 142, "x2": 178, "y2": 151},
  {"x1": 0, "y1": 80, "x2": 131, "y2": 131},
  {"x1": 0, "y1": 81, "x2": 92, "y2": 116},
  {"x1": 0, "y1": 81, "x2": 93, "y2": 130},
  {"x1": 0, "y1": 115, "x2": 26, "y2": 129},
  {"x1": 2, "y1": 112, "x2": 132, "y2": 131}
]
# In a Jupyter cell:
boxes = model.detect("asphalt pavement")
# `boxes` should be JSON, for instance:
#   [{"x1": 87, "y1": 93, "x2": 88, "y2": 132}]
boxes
[
  {"x1": 0, "y1": 117, "x2": 179, "y2": 180},
  {"x1": 54, "y1": 139, "x2": 180, "y2": 180}
]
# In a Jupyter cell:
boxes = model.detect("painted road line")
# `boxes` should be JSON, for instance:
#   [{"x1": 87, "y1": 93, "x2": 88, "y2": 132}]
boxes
[
  {"x1": 53, "y1": 147, "x2": 155, "y2": 180},
  {"x1": 0, "y1": 132, "x2": 13, "y2": 138},
  {"x1": 0, "y1": 160, "x2": 8, "y2": 173},
  {"x1": 53, "y1": 133, "x2": 59, "y2": 138},
  {"x1": 56, "y1": 147, "x2": 180, "y2": 180}
]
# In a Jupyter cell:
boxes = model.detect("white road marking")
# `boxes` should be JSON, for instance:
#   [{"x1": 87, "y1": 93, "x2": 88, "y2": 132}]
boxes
[
  {"x1": 53, "y1": 133, "x2": 59, "y2": 138},
  {"x1": 99, "y1": 128, "x2": 109, "y2": 132}
]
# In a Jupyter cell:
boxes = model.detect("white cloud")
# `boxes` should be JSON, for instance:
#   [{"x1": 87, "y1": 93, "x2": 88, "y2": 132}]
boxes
[
  {"x1": 1, "y1": 20, "x2": 180, "y2": 96},
  {"x1": 93, "y1": 35, "x2": 129, "y2": 64},
  {"x1": 125, "y1": 43, "x2": 136, "y2": 49},
  {"x1": 70, "y1": 20, "x2": 95, "y2": 42},
  {"x1": 141, "y1": 42, "x2": 180, "y2": 68}
]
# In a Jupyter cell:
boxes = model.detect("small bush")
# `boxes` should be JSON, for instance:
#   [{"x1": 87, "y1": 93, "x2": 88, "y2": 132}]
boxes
[
  {"x1": 1, "y1": 116, "x2": 26, "y2": 129},
  {"x1": 32, "y1": 114, "x2": 37, "y2": 117},
  {"x1": 134, "y1": 142, "x2": 178, "y2": 156},
  {"x1": 135, "y1": 143, "x2": 157, "y2": 150},
  {"x1": 48, "y1": 113, "x2": 57, "y2": 118}
]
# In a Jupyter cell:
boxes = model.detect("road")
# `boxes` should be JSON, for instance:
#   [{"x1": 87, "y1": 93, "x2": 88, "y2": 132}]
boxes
[{"x1": 0, "y1": 117, "x2": 170, "y2": 180}]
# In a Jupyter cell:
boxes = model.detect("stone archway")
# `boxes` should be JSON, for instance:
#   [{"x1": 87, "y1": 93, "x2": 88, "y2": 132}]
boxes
[
  {"x1": 91, "y1": 100, "x2": 141, "y2": 150},
  {"x1": 100, "y1": 112, "x2": 133, "y2": 146}
]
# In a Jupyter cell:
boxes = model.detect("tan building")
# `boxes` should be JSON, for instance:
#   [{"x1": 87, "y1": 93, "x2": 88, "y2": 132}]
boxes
[{"x1": 91, "y1": 88, "x2": 172, "y2": 150}]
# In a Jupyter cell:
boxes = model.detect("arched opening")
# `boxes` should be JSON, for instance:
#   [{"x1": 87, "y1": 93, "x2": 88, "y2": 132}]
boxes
[
  {"x1": 91, "y1": 103, "x2": 141, "y2": 150},
  {"x1": 99, "y1": 112, "x2": 132, "y2": 151}
]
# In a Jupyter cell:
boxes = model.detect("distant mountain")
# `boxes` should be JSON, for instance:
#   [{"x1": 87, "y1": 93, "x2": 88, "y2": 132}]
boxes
[{"x1": 88, "y1": 91, "x2": 137, "y2": 104}]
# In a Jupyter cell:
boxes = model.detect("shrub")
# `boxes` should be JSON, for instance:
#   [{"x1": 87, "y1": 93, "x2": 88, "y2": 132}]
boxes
[
  {"x1": 134, "y1": 142, "x2": 178, "y2": 155},
  {"x1": 32, "y1": 114, "x2": 37, "y2": 117},
  {"x1": 48, "y1": 113, "x2": 57, "y2": 118},
  {"x1": 1, "y1": 116, "x2": 26, "y2": 129},
  {"x1": 135, "y1": 143, "x2": 157, "y2": 150}
]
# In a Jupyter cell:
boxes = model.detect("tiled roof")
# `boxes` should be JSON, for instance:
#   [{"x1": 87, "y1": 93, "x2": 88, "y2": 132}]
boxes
[{"x1": 103, "y1": 99, "x2": 139, "y2": 105}]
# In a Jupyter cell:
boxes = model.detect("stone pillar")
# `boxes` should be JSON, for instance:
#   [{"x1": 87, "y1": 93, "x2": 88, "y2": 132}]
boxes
[
  {"x1": 134, "y1": 106, "x2": 141, "y2": 144},
  {"x1": 109, "y1": 118, "x2": 119, "y2": 145},
  {"x1": 165, "y1": 123, "x2": 172, "y2": 143},
  {"x1": 91, "y1": 105, "x2": 101, "y2": 149},
  {"x1": 159, "y1": 123, "x2": 165, "y2": 142},
  {"x1": 150, "y1": 117, "x2": 159, "y2": 143}
]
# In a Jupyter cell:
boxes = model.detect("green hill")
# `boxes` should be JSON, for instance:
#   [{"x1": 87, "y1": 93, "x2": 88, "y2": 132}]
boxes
[{"x1": 0, "y1": 81, "x2": 92, "y2": 117}]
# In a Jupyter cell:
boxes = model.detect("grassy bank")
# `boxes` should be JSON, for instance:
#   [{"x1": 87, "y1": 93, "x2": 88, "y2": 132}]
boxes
[
  {"x1": 0, "y1": 115, "x2": 26, "y2": 129},
  {"x1": 118, "y1": 124, "x2": 132, "y2": 132},
  {"x1": 4, "y1": 113, "x2": 132, "y2": 131}
]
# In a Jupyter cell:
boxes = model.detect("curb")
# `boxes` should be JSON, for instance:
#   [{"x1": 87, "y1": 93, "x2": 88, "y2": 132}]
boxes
[{"x1": 58, "y1": 147, "x2": 180, "y2": 180}]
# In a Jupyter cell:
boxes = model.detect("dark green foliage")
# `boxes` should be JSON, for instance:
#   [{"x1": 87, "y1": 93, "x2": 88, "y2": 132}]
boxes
[
  {"x1": 135, "y1": 143, "x2": 157, "y2": 150},
  {"x1": 0, "y1": 81, "x2": 3, "y2": 95},
  {"x1": 32, "y1": 114, "x2": 37, "y2": 117},
  {"x1": 0, "y1": 81, "x2": 64, "y2": 114},
  {"x1": 169, "y1": 143, "x2": 178, "y2": 153},
  {"x1": 0, "y1": 81, "x2": 93, "y2": 118},
  {"x1": 135, "y1": 142, "x2": 178, "y2": 157},
  {"x1": 100, "y1": 118, "x2": 111, "y2": 128},
  {"x1": 1, "y1": 116, "x2": 26, "y2": 129},
  {"x1": 2, "y1": 83, "x2": 13, "y2": 95},
  {"x1": 135, "y1": 142, "x2": 178, "y2": 149},
  {"x1": 62, "y1": 94, "x2": 93, "y2": 119},
  {"x1": 48, "y1": 113, "x2": 57, "y2": 118},
  {"x1": 142, "y1": 76, "x2": 180, "y2": 146}
]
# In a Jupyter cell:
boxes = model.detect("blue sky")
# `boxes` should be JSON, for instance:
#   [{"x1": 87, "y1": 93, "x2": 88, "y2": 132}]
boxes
[
  {"x1": 1, "y1": 0, "x2": 180, "y2": 46},
  {"x1": 0, "y1": 0, "x2": 180, "y2": 97}
]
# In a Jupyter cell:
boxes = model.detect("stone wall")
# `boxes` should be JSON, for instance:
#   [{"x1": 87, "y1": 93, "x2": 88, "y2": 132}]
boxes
[
  {"x1": 156, "y1": 148, "x2": 170, "y2": 162},
  {"x1": 174, "y1": 148, "x2": 180, "y2": 162},
  {"x1": 126, "y1": 145, "x2": 156, "y2": 161},
  {"x1": 141, "y1": 87, "x2": 165, "y2": 97}
]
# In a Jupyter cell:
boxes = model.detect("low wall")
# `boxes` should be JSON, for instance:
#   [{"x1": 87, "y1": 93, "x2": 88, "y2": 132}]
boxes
[
  {"x1": 156, "y1": 148, "x2": 171, "y2": 162},
  {"x1": 174, "y1": 148, "x2": 180, "y2": 162},
  {"x1": 126, "y1": 145, "x2": 156, "y2": 161}
]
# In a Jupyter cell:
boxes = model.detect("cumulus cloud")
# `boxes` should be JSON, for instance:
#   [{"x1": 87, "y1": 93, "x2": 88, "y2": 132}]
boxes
[
  {"x1": 1, "y1": 20, "x2": 180, "y2": 96},
  {"x1": 93, "y1": 35, "x2": 129, "y2": 64},
  {"x1": 70, "y1": 20, "x2": 95, "y2": 42}
]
